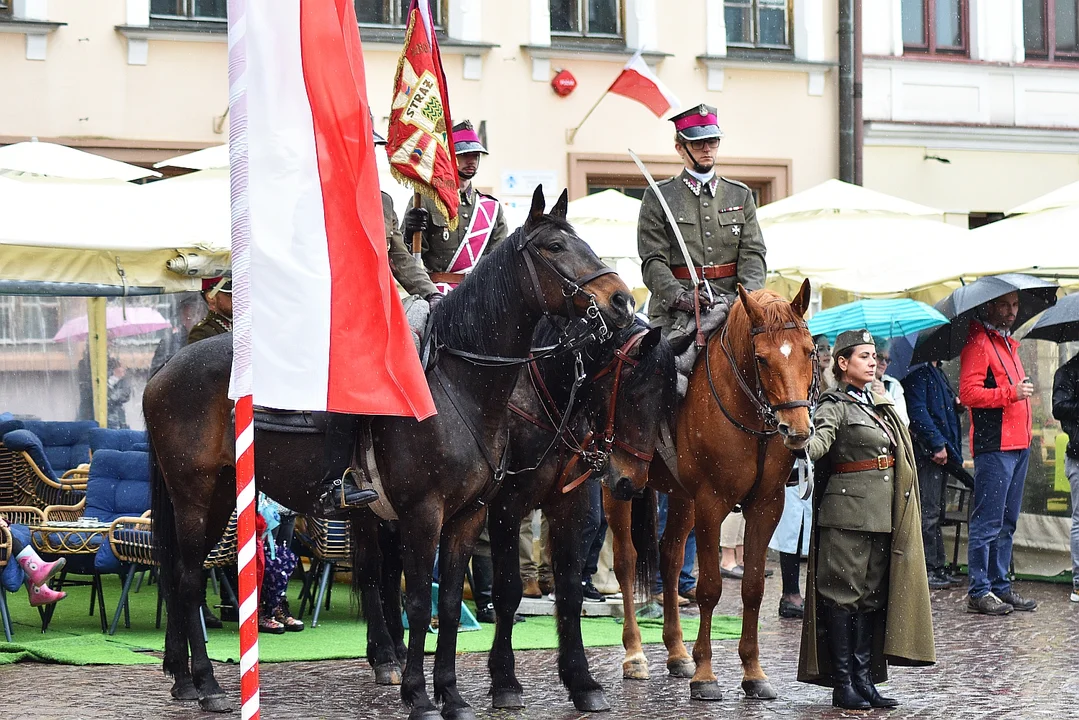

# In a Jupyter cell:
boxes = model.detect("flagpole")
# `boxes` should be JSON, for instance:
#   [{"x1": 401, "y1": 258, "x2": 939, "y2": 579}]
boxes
[
  {"x1": 411, "y1": 192, "x2": 423, "y2": 261},
  {"x1": 566, "y1": 88, "x2": 611, "y2": 145}
]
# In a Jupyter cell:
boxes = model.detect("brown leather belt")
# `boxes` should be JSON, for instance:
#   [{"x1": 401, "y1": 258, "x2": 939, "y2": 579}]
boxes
[
  {"x1": 430, "y1": 271, "x2": 466, "y2": 284},
  {"x1": 671, "y1": 263, "x2": 736, "y2": 281},
  {"x1": 834, "y1": 455, "x2": 895, "y2": 473}
]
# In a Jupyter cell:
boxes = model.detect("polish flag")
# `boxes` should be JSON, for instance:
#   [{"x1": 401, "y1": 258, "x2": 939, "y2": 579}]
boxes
[
  {"x1": 607, "y1": 50, "x2": 682, "y2": 118},
  {"x1": 229, "y1": 0, "x2": 435, "y2": 419}
]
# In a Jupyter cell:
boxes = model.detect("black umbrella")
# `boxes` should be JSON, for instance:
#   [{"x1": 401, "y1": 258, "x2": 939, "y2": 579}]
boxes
[
  {"x1": 1024, "y1": 292, "x2": 1079, "y2": 343},
  {"x1": 910, "y1": 273, "x2": 1059, "y2": 363}
]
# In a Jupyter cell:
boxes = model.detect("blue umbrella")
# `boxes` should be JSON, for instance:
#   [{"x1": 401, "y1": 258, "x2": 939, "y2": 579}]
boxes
[{"x1": 808, "y1": 299, "x2": 949, "y2": 343}]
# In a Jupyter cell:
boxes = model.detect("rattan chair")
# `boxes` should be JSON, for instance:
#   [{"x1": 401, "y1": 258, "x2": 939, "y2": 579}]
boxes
[
  {"x1": 0, "y1": 440, "x2": 85, "y2": 510},
  {"x1": 296, "y1": 516, "x2": 351, "y2": 628},
  {"x1": 0, "y1": 520, "x2": 13, "y2": 641}
]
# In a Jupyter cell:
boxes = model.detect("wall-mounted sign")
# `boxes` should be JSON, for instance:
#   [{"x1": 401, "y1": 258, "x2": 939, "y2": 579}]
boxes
[
  {"x1": 551, "y1": 69, "x2": 577, "y2": 97},
  {"x1": 501, "y1": 170, "x2": 559, "y2": 198}
]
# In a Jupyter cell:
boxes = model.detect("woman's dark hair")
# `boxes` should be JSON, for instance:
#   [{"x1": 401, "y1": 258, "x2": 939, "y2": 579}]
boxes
[{"x1": 832, "y1": 347, "x2": 855, "y2": 383}]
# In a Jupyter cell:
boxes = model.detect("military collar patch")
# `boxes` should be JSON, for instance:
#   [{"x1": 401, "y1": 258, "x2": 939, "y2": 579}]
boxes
[{"x1": 682, "y1": 175, "x2": 720, "y2": 197}]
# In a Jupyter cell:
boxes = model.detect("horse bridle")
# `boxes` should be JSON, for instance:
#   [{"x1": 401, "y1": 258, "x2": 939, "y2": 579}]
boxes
[
  {"x1": 438, "y1": 224, "x2": 619, "y2": 368},
  {"x1": 508, "y1": 329, "x2": 655, "y2": 493},
  {"x1": 706, "y1": 318, "x2": 820, "y2": 438}
]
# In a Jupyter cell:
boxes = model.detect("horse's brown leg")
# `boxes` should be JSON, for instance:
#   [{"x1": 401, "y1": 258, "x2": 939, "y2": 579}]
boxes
[
  {"x1": 604, "y1": 487, "x2": 648, "y2": 680},
  {"x1": 689, "y1": 494, "x2": 728, "y2": 701},
  {"x1": 738, "y1": 485, "x2": 785, "y2": 701},
  {"x1": 661, "y1": 494, "x2": 696, "y2": 679}
]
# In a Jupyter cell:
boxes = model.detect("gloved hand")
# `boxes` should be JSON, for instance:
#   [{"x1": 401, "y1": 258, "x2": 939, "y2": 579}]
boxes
[
  {"x1": 402, "y1": 207, "x2": 430, "y2": 238},
  {"x1": 670, "y1": 290, "x2": 697, "y2": 314},
  {"x1": 426, "y1": 292, "x2": 445, "y2": 310}
]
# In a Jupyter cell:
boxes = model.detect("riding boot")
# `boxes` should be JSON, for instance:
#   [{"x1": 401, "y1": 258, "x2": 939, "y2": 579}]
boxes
[
  {"x1": 852, "y1": 611, "x2": 899, "y2": 708},
  {"x1": 320, "y1": 412, "x2": 378, "y2": 512},
  {"x1": 470, "y1": 554, "x2": 495, "y2": 623},
  {"x1": 822, "y1": 605, "x2": 870, "y2": 710}
]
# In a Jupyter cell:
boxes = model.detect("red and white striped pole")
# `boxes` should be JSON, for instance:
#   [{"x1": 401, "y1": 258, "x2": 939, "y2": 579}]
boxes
[{"x1": 227, "y1": 0, "x2": 259, "y2": 716}]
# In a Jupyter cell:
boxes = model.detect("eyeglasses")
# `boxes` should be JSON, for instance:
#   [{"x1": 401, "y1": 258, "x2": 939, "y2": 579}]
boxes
[
  {"x1": 687, "y1": 138, "x2": 721, "y2": 151},
  {"x1": 879, "y1": 356, "x2": 890, "y2": 363}
]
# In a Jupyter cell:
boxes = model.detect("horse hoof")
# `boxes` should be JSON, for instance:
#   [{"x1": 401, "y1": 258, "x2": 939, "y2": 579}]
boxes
[
  {"x1": 623, "y1": 657, "x2": 650, "y2": 680},
  {"x1": 491, "y1": 689, "x2": 525, "y2": 709},
  {"x1": 373, "y1": 661, "x2": 402, "y2": 686},
  {"x1": 667, "y1": 658, "x2": 696, "y2": 679},
  {"x1": 690, "y1": 680, "x2": 724, "y2": 702},
  {"x1": 441, "y1": 707, "x2": 477, "y2": 720},
  {"x1": 572, "y1": 689, "x2": 611, "y2": 713},
  {"x1": 407, "y1": 709, "x2": 444, "y2": 720},
  {"x1": 198, "y1": 694, "x2": 235, "y2": 713},
  {"x1": 742, "y1": 678, "x2": 778, "y2": 700},
  {"x1": 170, "y1": 678, "x2": 198, "y2": 702}
]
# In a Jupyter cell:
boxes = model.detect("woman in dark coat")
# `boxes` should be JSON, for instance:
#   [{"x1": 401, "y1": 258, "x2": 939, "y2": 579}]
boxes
[{"x1": 798, "y1": 329, "x2": 935, "y2": 709}]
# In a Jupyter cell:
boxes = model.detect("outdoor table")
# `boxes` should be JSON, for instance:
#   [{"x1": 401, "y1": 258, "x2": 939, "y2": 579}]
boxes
[{"x1": 28, "y1": 519, "x2": 110, "y2": 632}]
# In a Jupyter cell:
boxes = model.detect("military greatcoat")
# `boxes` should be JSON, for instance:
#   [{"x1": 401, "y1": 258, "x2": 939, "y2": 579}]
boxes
[
  {"x1": 384, "y1": 191, "x2": 438, "y2": 298},
  {"x1": 186, "y1": 311, "x2": 232, "y2": 345},
  {"x1": 405, "y1": 186, "x2": 508, "y2": 275},
  {"x1": 799, "y1": 387, "x2": 935, "y2": 687},
  {"x1": 637, "y1": 170, "x2": 767, "y2": 339}
]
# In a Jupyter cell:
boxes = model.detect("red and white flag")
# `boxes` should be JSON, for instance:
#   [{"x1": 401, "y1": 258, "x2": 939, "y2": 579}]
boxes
[
  {"x1": 608, "y1": 50, "x2": 681, "y2": 118},
  {"x1": 230, "y1": 0, "x2": 435, "y2": 419}
]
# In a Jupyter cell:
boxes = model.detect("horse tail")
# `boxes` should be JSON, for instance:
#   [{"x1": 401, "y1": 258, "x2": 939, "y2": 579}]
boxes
[
  {"x1": 150, "y1": 441, "x2": 178, "y2": 600},
  {"x1": 630, "y1": 488, "x2": 659, "y2": 603}
]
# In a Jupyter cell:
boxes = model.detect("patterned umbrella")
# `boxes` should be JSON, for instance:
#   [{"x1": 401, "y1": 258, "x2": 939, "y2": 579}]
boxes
[
  {"x1": 808, "y1": 299, "x2": 948, "y2": 343},
  {"x1": 53, "y1": 307, "x2": 171, "y2": 342}
]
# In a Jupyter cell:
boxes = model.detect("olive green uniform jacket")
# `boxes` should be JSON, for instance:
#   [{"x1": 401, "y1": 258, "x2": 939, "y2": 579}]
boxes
[
  {"x1": 637, "y1": 170, "x2": 767, "y2": 337},
  {"x1": 384, "y1": 191, "x2": 438, "y2": 298},
  {"x1": 186, "y1": 311, "x2": 232, "y2": 345},
  {"x1": 798, "y1": 388, "x2": 935, "y2": 687},
  {"x1": 404, "y1": 186, "x2": 508, "y2": 275}
]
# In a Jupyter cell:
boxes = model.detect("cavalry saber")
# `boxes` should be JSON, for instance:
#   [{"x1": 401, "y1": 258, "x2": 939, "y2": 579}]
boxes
[{"x1": 628, "y1": 149, "x2": 700, "y2": 287}]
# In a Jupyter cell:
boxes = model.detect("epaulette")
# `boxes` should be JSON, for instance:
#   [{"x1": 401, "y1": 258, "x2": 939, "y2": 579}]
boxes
[
  {"x1": 720, "y1": 176, "x2": 752, "y2": 193},
  {"x1": 656, "y1": 176, "x2": 676, "y2": 187}
]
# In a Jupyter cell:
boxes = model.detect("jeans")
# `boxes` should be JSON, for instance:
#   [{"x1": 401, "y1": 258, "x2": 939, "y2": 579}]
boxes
[
  {"x1": 655, "y1": 492, "x2": 697, "y2": 594},
  {"x1": 917, "y1": 457, "x2": 948, "y2": 573},
  {"x1": 581, "y1": 477, "x2": 607, "y2": 583},
  {"x1": 1066, "y1": 456, "x2": 1079, "y2": 585},
  {"x1": 968, "y1": 449, "x2": 1029, "y2": 599}
]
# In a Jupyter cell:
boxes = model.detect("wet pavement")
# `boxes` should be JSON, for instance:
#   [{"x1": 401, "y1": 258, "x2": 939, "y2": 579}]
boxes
[{"x1": 4, "y1": 566, "x2": 1078, "y2": 719}]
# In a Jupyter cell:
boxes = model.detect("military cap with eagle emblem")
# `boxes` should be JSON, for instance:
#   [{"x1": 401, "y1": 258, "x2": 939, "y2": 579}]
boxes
[
  {"x1": 451, "y1": 120, "x2": 487, "y2": 155},
  {"x1": 832, "y1": 329, "x2": 876, "y2": 358},
  {"x1": 669, "y1": 103, "x2": 724, "y2": 141}
]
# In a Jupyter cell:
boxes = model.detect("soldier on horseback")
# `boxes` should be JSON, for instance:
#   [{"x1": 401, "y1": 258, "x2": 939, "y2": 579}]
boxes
[
  {"x1": 400, "y1": 120, "x2": 509, "y2": 293},
  {"x1": 637, "y1": 103, "x2": 768, "y2": 354}
]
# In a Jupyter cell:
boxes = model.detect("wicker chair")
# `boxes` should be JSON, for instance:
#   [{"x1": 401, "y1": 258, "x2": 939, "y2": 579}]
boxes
[
  {"x1": 0, "y1": 438, "x2": 86, "y2": 510},
  {"x1": 0, "y1": 520, "x2": 12, "y2": 641},
  {"x1": 106, "y1": 511, "x2": 239, "y2": 636},
  {"x1": 295, "y1": 516, "x2": 351, "y2": 628}
]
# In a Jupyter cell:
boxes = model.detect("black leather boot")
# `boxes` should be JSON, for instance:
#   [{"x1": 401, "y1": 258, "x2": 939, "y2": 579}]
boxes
[
  {"x1": 320, "y1": 413, "x2": 378, "y2": 512},
  {"x1": 470, "y1": 554, "x2": 495, "y2": 623},
  {"x1": 822, "y1": 606, "x2": 870, "y2": 710},
  {"x1": 852, "y1": 612, "x2": 899, "y2": 708}
]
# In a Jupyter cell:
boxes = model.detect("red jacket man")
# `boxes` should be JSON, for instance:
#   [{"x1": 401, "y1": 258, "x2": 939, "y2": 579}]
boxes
[{"x1": 959, "y1": 320, "x2": 1033, "y2": 455}]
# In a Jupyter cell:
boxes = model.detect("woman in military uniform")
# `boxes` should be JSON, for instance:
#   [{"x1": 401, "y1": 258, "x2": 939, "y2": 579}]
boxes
[{"x1": 798, "y1": 329, "x2": 935, "y2": 709}]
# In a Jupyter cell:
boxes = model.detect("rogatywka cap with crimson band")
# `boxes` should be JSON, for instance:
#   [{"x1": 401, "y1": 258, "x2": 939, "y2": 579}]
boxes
[
  {"x1": 670, "y1": 103, "x2": 723, "y2": 141},
  {"x1": 451, "y1": 120, "x2": 487, "y2": 155}
]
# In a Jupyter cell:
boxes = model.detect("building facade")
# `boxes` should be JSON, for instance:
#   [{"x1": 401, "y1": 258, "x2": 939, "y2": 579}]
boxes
[{"x1": 861, "y1": 0, "x2": 1079, "y2": 218}]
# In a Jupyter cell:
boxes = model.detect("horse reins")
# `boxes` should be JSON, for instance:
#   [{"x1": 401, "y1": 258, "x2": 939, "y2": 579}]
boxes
[{"x1": 508, "y1": 329, "x2": 654, "y2": 494}]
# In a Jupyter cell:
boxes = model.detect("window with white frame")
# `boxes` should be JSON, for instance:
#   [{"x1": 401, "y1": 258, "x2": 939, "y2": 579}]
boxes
[
  {"x1": 1024, "y1": 0, "x2": 1079, "y2": 62},
  {"x1": 356, "y1": 0, "x2": 443, "y2": 28},
  {"x1": 150, "y1": 0, "x2": 227, "y2": 21},
  {"x1": 725, "y1": 0, "x2": 792, "y2": 49},
  {"x1": 550, "y1": 0, "x2": 624, "y2": 40}
]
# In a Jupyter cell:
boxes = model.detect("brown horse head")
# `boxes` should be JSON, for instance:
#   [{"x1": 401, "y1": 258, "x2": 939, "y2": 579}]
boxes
[
  {"x1": 731, "y1": 278, "x2": 815, "y2": 449},
  {"x1": 519, "y1": 185, "x2": 635, "y2": 329}
]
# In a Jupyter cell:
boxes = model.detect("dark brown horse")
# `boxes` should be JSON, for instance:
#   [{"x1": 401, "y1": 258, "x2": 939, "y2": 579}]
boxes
[
  {"x1": 481, "y1": 316, "x2": 674, "y2": 712},
  {"x1": 144, "y1": 186, "x2": 635, "y2": 717},
  {"x1": 607, "y1": 280, "x2": 816, "y2": 701}
]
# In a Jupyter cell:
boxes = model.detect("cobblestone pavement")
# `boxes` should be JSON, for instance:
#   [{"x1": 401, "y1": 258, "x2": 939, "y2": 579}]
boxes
[{"x1": 4, "y1": 568, "x2": 1078, "y2": 719}]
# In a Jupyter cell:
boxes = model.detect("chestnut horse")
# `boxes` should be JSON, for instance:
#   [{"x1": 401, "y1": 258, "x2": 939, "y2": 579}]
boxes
[{"x1": 607, "y1": 279, "x2": 816, "y2": 702}]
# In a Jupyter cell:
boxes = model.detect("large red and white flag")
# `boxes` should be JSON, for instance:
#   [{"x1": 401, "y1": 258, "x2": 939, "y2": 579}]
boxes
[
  {"x1": 608, "y1": 50, "x2": 681, "y2": 118},
  {"x1": 230, "y1": 0, "x2": 435, "y2": 419}
]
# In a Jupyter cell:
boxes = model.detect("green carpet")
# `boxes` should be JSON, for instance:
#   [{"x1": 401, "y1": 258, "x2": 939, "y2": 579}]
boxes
[{"x1": 1, "y1": 575, "x2": 741, "y2": 666}]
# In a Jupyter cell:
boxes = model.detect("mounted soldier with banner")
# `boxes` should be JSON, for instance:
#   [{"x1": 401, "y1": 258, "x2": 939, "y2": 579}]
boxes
[{"x1": 401, "y1": 119, "x2": 508, "y2": 294}]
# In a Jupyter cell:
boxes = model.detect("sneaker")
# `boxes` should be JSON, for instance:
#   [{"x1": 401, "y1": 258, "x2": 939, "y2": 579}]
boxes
[
  {"x1": 582, "y1": 580, "x2": 606, "y2": 603},
  {"x1": 778, "y1": 597, "x2": 804, "y2": 619},
  {"x1": 997, "y1": 589, "x2": 1038, "y2": 612},
  {"x1": 967, "y1": 592, "x2": 1013, "y2": 615},
  {"x1": 928, "y1": 572, "x2": 952, "y2": 591}
]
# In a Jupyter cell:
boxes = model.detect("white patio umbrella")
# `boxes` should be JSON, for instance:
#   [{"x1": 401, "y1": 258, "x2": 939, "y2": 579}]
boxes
[
  {"x1": 1007, "y1": 179, "x2": 1079, "y2": 215},
  {"x1": 758, "y1": 178, "x2": 945, "y2": 222},
  {"x1": 566, "y1": 189, "x2": 642, "y2": 258},
  {"x1": 153, "y1": 144, "x2": 228, "y2": 171},
  {"x1": 0, "y1": 140, "x2": 159, "y2": 181}
]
